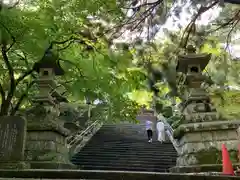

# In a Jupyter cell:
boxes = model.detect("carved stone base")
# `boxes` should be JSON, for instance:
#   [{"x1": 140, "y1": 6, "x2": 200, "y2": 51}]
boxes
[
  {"x1": 0, "y1": 162, "x2": 30, "y2": 169},
  {"x1": 173, "y1": 120, "x2": 240, "y2": 168},
  {"x1": 184, "y1": 112, "x2": 220, "y2": 123},
  {"x1": 25, "y1": 107, "x2": 75, "y2": 169}
]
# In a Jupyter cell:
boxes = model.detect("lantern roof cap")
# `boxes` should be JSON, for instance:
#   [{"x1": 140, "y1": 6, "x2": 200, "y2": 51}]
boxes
[
  {"x1": 176, "y1": 45, "x2": 212, "y2": 73},
  {"x1": 33, "y1": 50, "x2": 64, "y2": 76}
]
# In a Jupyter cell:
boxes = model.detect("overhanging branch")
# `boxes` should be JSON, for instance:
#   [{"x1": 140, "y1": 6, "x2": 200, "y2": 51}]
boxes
[
  {"x1": 7, "y1": 0, "x2": 20, "y2": 9},
  {"x1": 180, "y1": 0, "x2": 219, "y2": 49},
  {"x1": 225, "y1": 17, "x2": 240, "y2": 51},
  {"x1": 16, "y1": 69, "x2": 34, "y2": 86},
  {"x1": 0, "y1": 21, "x2": 16, "y2": 52},
  {"x1": 207, "y1": 10, "x2": 240, "y2": 34}
]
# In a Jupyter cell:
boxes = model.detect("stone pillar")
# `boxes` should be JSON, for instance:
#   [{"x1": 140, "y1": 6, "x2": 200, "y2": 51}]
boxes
[{"x1": 170, "y1": 45, "x2": 240, "y2": 173}]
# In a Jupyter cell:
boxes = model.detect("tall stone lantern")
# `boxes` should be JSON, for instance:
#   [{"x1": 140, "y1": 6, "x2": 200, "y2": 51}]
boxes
[
  {"x1": 176, "y1": 45, "x2": 217, "y2": 123},
  {"x1": 171, "y1": 45, "x2": 240, "y2": 173},
  {"x1": 32, "y1": 50, "x2": 64, "y2": 105},
  {"x1": 25, "y1": 49, "x2": 74, "y2": 169}
]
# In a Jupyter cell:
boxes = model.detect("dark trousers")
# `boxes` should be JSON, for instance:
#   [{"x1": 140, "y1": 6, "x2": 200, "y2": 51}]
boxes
[{"x1": 147, "y1": 129, "x2": 153, "y2": 140}]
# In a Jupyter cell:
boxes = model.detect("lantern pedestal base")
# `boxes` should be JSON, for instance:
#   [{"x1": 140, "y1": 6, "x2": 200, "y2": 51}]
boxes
[
  {"x1": 25, "y1": 105, "x2": 75, "y2": 169},
  {"x1": 173, "y1": 120, "x2": 240, "y2": 172},
  {"x1": 0, "y1": 162, "x2": 30, "y2": 169}
]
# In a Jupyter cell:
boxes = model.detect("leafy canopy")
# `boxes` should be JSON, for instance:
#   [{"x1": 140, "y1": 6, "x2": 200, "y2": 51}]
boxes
[{"x1": 0, "y1": 0, "x2": 240, "y2": 122}]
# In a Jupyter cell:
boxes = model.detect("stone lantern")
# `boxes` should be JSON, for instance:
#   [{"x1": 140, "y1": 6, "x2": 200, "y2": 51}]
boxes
[
  {"x1": 32, "y1": 50, "x2": 64, "y2": 105},
  {"x1": 176, "y1": 45, "x2": 217, "y2": 123},
  {"x1": 25, "y1": 49, "x2": 73, "y2": 169},
  {"x1": 171, "y1": 45, "x2": 240, "y2": 173}
]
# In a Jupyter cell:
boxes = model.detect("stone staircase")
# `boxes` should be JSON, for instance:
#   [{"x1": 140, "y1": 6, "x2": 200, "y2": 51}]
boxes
[{"x1": 71, "y1": 123, "x2": 177, "y2": 172}]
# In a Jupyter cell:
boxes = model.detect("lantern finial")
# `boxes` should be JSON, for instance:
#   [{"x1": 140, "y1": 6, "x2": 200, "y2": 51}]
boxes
[{"x1": 186, "y1": 45, "x2": 196, "y2": 54}]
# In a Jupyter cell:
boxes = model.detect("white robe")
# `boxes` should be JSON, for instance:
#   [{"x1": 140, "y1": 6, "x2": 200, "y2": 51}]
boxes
[{"x1": 157, "y1": 121, "x2": 165, "y2": 142}]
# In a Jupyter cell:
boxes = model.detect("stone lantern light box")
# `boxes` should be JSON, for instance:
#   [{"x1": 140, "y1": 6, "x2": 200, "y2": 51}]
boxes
[{"x1": 176, "y1": 46, "x2": 212, "y2": 89}]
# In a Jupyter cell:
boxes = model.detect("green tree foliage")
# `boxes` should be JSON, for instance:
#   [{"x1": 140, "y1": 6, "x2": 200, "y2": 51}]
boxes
[
  {"x1": 0, "y1": 0, "x2": 145, "y2": 122},
  {"x1": 0, "y1": 0, "x2": 239, "y2": 123}
]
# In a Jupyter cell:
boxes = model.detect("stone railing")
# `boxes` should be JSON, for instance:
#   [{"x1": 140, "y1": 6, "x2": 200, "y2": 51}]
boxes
[
  {"x1": 161, "y1": 118, "x2": 181, "y2": 154},
  {"x1": 67, "y1": 120, "x2": 103, "y2": 157}
]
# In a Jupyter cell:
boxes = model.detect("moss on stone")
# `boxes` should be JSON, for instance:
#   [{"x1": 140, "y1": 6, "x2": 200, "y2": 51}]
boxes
[
  {"x1": 194, "y1": 147, "x2": 238, "y2": 164},
  {"x1": 195, "y1": 147, "x2": 221, "y2": 164},
  {"x1": 173, "y1": 126, "x2": 185, "y2": 139},
  {"x1": 229, "y1": 150, "x2": 238, "y2": 163}
]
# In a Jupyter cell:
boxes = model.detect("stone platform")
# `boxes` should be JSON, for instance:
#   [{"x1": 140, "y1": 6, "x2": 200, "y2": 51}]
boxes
[
  {"x1": 0, "y1": 169, "x2": 239, "y2": 180},
  {"x1": 170, "y1": 163, "x2": 240, "y2": 173}
]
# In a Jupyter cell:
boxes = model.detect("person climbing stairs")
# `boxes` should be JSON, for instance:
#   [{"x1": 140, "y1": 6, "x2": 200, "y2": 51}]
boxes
[{"x1": 71, "y1": 123, "x2": 177, "y2": 172}]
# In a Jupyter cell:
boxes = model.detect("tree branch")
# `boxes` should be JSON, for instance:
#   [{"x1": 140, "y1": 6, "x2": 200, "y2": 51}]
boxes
[
  {"x1": 59, "y1": 58, "x2": 85, "y2": 77},
  {"x1": 7, "y1": 0, "x2": 20, "y2": 9},
  {"x1": 10, "y1": 81, "x2": 34, "y2": 116},
  {"x1": 15, "y1": 69, "x2": 34, "y2": 86},
  {"x1": 225, "y1": 17, "x2": 240, "y2": 52},
  {"x1": 0, "y1": 45, "x2": 16, "y2": 115},
  {"x1": 123, "y1": 0, "x2": 162, "y2": 10},
  {"x1": 180, "y1": 1, "x2": 219, "y2": 49},
  {"x1": 207, "y1": 10, "x2": 240, "y2": 34},
  {"x1": 130, "y1": 3, "x2": 158, "y2": 31},
  {"x1": 0, "y1": 83, "x2": 5, "y2": 102},
  {"x1": 0, "y1": 21, "x2": 16, "y2": 52}
]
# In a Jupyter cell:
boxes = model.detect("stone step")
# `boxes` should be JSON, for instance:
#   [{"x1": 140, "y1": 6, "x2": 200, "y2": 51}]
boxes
[
  {"x1": 86, "y1": 140, "x2": 173, "y2": 145},
  {"x1": 72, "y1": 154, "x2": 177, "y2": 161},
  {"x1": 76, "y1": 164, "x2": 169, "y2": 172},
  {"x1": 81, "y1": 142, "x2": 175, "y2": 149},
  {"x1": 71, "y1": 158, "x2": 176, "y2": 165},
  {"x1": 81, "y1": 144, "x2": 175, "y2": 149},
  {"x1": 75, "y1": 161, "x2": 176, "y2": 167},
  {"x1": 71, "y1": 123, "x2": 177, "y2": 172},
  {"x1": 84, "y1": 153, "x2": 174, "y2": 158},
  {"x1": 0, "y1": 169, "x2": 233, "y2": 180},
  {"x1": 75, "y1": 150, "x2": 177, "y2": 156},
  {"x1": 79, "y1": 148, "x2": 176, "y2": 153}
]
